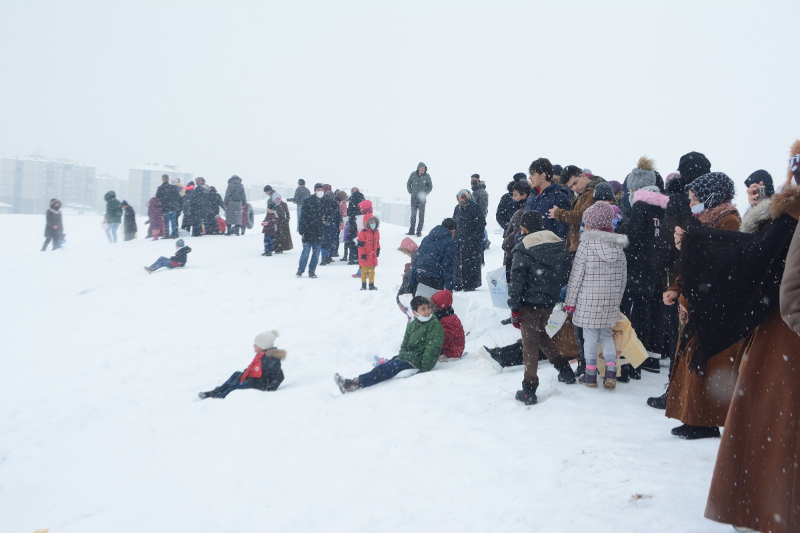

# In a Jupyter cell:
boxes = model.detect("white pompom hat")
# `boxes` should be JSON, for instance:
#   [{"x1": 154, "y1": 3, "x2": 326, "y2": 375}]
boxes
[{"x1": 254, "y1": 330, "x2": 279, "y2": 350}]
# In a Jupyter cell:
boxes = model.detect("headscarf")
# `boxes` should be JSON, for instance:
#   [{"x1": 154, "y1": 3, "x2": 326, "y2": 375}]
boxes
[
  {"x1": 685, "y1": 172, "x2": 735, "y2": 210},
  {"x1": 456, "y1": 189, "x2": 472, "y2": 204},
  {"x1": 272, "y1": 193, "x2": 282, "y2": 204}
]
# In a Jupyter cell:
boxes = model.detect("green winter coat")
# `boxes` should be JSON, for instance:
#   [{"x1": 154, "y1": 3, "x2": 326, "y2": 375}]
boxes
[
  {"x1": 407, "y1": 162, "x2": 433, "y2": 198},
  {"x1": 396, "y1": 315, "x2": 444, "y2": 372}
]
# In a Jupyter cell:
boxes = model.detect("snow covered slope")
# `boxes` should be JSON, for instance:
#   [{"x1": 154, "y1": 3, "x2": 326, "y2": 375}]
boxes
[{"x1": 0, "y1": 214, "x2": 728, "y2": 532}]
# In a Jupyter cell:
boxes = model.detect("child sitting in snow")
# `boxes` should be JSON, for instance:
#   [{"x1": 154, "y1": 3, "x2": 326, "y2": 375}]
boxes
[
  {"x1": 199, "y1": 331, "x2": 286, "y2": 399},
  {"x1": 261, "y1": 207, "x2": 277, "y2": 256},
  {"x1": 564, "y1": 202, "x2": 628, "y2": 390},
  {"x1": 144, "y1": 238, "x2": 192, "y2": 273},
  {"x1": 357, "y1": 215, "x2": 381, "y2": 291},
  {"x1": 430, "y1": 289, "x2": 465, "y2": 361},
  {"x1": 334, "y1": 296, "x2": 444, "y2": 393}
]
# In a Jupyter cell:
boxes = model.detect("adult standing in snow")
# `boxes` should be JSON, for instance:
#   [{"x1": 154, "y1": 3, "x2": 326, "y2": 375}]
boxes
[
  {"x1": 524, "y1": 158, "x2": 570, "y2": 240},
  {"x1": 296, "y1": 183, "x2": 325, "y2": 278},
  {"x1": 344, "y1": 188, "x2": 365, "y2": 265},
  {"x1": 180, "y1": 181, "x2": 195, "y2": 233},
  {"x1": 319, "y1": 189, "x2": 341, "y2": 266},
  {"x1": 272, "y1": 193, "x2": 293, "y2": 253},
  {"x1": 103, "y1": 191, "x2": 122, "y2": 243},
  {"x1": 191, "y1": 177, "x2": 210, "y2": 237},
  {"x1": 471, "y1": 174, "x2": 490, "y2": 249},
  {"x1": 452, "y1": 189, "x2": 486, "y2": 292},
  {"x1": 42, "y1": 198, "x2": 64, "y2": 251},
  {"x1": 407, "y1": 162, "x2": 433, "y2": 236},
  {"x1": 121, "y1": 201, "x2": 137, "y2": 241},
  {"x1": 206, "y1": 186, "x2": 224, "y2": 234},
  {"x1": 156, "y1": 174, "x2": 181, "y2": 239},
  {"x1": 288, "y1": 179, "x2": 311, "y2": 232},
  {"x1": 548, "y1": 165, "x2": 606, "y2": 255},
  {"x1": 496, "y1": 173, "x2": 528, "y2": 231},
  {"x1": 224, "y1": 175, "x2": 247, "y2": 236},
  {"x1": 408, "y1": 218, "x2": 457, "y2": 298}
]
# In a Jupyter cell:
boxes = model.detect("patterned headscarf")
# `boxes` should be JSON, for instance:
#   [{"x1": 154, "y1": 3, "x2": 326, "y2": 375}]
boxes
[
  {"x1": 456, "y1": 189, "x2": 472, "y2": 203},
  {"x1": 685, "y1": 172, "x2": 735, "y2": 210}
]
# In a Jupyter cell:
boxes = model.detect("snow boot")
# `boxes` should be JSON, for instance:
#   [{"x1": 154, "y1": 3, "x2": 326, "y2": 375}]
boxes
[
  {"x1": 361, "y1": 283, "x2": 367, "y2": 290},
  {"x1": 603, "y1": 367, "x2": 617, "y2": 390},
  {"x1": 368, "y1": 284, "x2": 377, "y2": 291},
  {"x1": 641, "y1": 357, "x2": 661, "y2": 373},
  {"x1": 309, "y1": 271, "x2": 317, "y2": 278},
  {"x1": 515, "y1": 387, "x2": 538, "y2": 406},
  {"x1": 647, "y1": 385, "x2": 669, "y2": 409},
  {"x1": 575, "y1": 358, "x2": 586, "y2": 377},
  {"x1": 677, "y1": 425, "x2": 720, "y2": 440},
  {"x1": 296, "y1": 270, "x2": 303, "y2": 277},
  {"x1": 406, "y1": 229, "x2": 415, "y2": 236},
  {"x1": 557, "y1": 365, "x2": 576, "y2": 385},
  {"x1": 500, "y1": 317, "x2": 512, "y2": 325},
  {"x1": 579, "y1": 372, "x2": 598, "y2": 388},
  {"x1": 480, "y1": 346, "x2": 504, "y2": 374},
  {"x1": 334, "y1": 373, "x2": 360, "y2": 394},
  {"x1": 415, "y1": 231, "x2": 422, "y2": 237}
]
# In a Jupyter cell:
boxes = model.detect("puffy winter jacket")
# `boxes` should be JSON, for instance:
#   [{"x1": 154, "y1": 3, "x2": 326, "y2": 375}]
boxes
[
  {"x1": 357, "y1": 217, "x2": 381, "y2": 267},
  {"x1": 508, "y1": 230, "x2": 571, "y2": 311},
  {"x1": 471, "y1": 182, "x2": 489, "y2": 217},
  {"x1": 618, "y1": 189, "x2": 671, "y2": 295},
  {"x1": 104, "y1": 191, "x2": 122, "y2": 224},
  {"x1": 496, "y1": 192, "x2": 518, "y2": 231},
  {"x1": 240, "y1": 348, "x2": 286, "y2": 391},
  {"x1": 407, "y1": 162, "x2": 433, "y2": 198},
  {"x1": 299, "y1": 195, "x2": 324, "y2": 244},
  {"x1": 524, "y1": 183, "x2": 571, "y2": 239},
  {"x1": 397, "y1": 315, "x2": 445, "y2": 372},
  {"x1": 170, "y1": 246, "x2": 192, "y2": 267},
  {"x1": 431, "y1": 290, "x2": 465, "y2": 359},
  {"x1": 409, "y1": 225, "x2": 456, "y2": 291}
]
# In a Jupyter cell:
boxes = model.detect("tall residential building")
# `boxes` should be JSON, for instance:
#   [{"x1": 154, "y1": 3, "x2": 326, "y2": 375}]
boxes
[
  {"x1": 127, "y1": 164, "x2": 193, "y2": 212},
  {"x1": 0, "y1": 155, "x2": 96, "y2": 214}
]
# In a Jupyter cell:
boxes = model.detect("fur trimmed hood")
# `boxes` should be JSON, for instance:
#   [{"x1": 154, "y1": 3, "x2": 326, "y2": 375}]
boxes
[
  {"x1": 364, "y1": 216, "x2": 380, "y2": 229},
  {"x1": 521, "y1": 230, "x2": 562, "y2": 249},
  {"x1": 740, "y1": 199, "x2": 773, "y2": 234},
  {"x1": 770, "y1": 184, "x2": 800, "y2": 220},
  {"x1": 632, "y1": 189, "x2": 669, "y2": 209},
  {"x1": 263, "y1": 348, "x2": 287, "y2": 360},
  {"x1": 580, "y1": 229, "x2": 629, "y2": 247}
]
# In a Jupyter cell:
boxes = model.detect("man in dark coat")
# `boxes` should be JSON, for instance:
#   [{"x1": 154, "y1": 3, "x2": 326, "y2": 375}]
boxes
[
  {"x1": 407, "y1": 162, "x2": 433, "y2": 236},
  {"x1": 508, "y1": 211, "x2": 574, "y2": 405},
  {"x1": 156, "y1": 174, "x2": 181, "y2": 238},
  {"x1": 409, "y1": 219, "x2": 457, "y2": 296},
  {"x1": 345, "y1": 188, "x2": 366, "y2": 265},
  {"x1": 288, "y1": 179, "x2": 311, "y2": 232},
  {"x1": 524, "y1": 158, "x2": 570, "y2": 239},
  {"x1": 297, "y1": 183, "x2": 325, "y2": 278},
  {"x1": 452, "y1": 190, "x2": 486, "y2": 291},
  {"x1": 190, "y1": 178, "x2": 210, "y2": 237},
  {"x1": 496, "y1": 173, "x2": 527, "y2": 231}
]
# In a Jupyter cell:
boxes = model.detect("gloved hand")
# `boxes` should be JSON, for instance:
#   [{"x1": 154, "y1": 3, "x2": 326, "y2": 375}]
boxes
[
  {"x1": 361, "y1": 254, "x2": 367, "y2": 260},
  {"x1": 511, "y1": 310, "x2": 522, "y2": 329},
  {"x1": 564, "y1": 305, "x2": 576, "y2": 314},
  {"x1": 376, "y1": 248, "x2": 380, "y2": 257}
]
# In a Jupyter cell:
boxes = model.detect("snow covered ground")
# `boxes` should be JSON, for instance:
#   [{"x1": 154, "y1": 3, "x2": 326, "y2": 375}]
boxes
[{"x1": 0, "y1": 211, "x2": 729, "y2": 533}]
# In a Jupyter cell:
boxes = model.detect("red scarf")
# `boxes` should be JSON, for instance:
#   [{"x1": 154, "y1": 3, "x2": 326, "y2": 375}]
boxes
[{"x1": 240, "y1": 351, "x2": 266, "y2": 382}]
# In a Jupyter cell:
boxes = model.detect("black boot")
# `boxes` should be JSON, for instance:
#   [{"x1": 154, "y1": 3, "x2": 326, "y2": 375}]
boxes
[
  {"x1": 515, "y1": 386, "x2": 538, "y2": 406},
  {"x1": 494, "y1": 341, "x2": 524, "y2": 367},
  {"x1": 557, "y1": 365, "x2": 577, "y2": 384},
  {"x1": 361, "y1": 283, "x2": 367, "y2": 290},
  {"x1": 575, "y1": 358, "x2": 586, "y2": 377},
  {"x1": 641, "y1": 357, "x2": 661, "y2": 373},
  {"x1": 406, "y1": 229, "x2": 415, "y2": 235},
  {"x1": 500, "y1": 317, "x2": 512, "y2": 325},
  {"x1": 647, "y1": 385, "x2": 669, "y2": 409},
  {"x1": 369, "y1": 283, "x2": 377, "y2": 291}
]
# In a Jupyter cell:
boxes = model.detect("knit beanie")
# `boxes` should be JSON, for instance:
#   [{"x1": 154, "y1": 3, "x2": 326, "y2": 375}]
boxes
[
  {"x1": 608, "y1": 180, "x2": 623, "y2": 195},
  {"x1": 254, "y1": 330, "x2": 278, "y2": 351},
  {"x1": 176, "y1": 239, "x2": 185, "y2": 247},
  {"x1": 685, "y1": 172, "x2": 735, "y2": 210},
  {"x1": 298, "y1": 179, "x2": 306, "y2": 186},
  {"x1": 593, "y1": 182, "x2": 615, "y2": 202},
  {"x1": 626, "y1": 156, "x2": 657, "y2": 192},
  {"x1": 677, "y1": 151, "x2": 711, "y2": 183},
  {"x1": 521, "y1": 210, "x2": 544, "y2": 232},
  {"x1": 744, "y1": 170, "x2": 774, "y2": 196},
  {"x1": 582, "y1": 201, "x2": 614, "y2": 231}
]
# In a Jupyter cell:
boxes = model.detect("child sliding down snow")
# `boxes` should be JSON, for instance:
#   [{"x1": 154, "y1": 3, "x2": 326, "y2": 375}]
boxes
[
  {"x1": 334, "y1": 296, "x2": 444, "y2": 393},
  {"x1": 144, "y1": 239, "x2": 192, "y2": 273},
  {"x1": 564, "y1": 202, "x2": 628, "y2": 389},
  {"x1": 199, "y1": 330, "x2": 286, "y2": 399}
]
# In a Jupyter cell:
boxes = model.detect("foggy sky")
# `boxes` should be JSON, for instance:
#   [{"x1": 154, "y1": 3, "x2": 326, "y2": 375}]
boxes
[{"x1": 2, "y1": 0, "x2": 798, "y2": 215}]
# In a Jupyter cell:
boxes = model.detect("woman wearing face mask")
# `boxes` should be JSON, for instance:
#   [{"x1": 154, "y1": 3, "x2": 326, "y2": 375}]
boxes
[
  {"x1": 334, "y1": 296, "x2": 444, "y2": 393},
  {"x1": 662, "y1": 172, "x2": 741, "y2": 440}
]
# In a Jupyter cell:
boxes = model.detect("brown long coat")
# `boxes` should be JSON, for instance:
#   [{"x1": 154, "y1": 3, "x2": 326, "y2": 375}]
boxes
[
  {"x1": 665, "y1": 209, "x2": 741, "y2": 427},
  {"x1": 551, "y1": 177, "x2": 603, "y2": 253},
  {"x1": 781, "y1": 220, "x2": 800, "y2": 335},
  {"x1": 274, "y1": 202, "x2": 293, "y2": 252}
]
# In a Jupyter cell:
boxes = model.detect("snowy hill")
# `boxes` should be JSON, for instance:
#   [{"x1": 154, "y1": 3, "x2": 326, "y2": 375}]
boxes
[{"x1": 0, "y1": 214, "x2": 728, "y2": 532}]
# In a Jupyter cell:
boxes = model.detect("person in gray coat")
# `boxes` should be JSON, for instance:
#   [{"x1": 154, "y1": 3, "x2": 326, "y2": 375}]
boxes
[
  {"x1": 407, "y1": 162, "x2": 433, "y2": 236},
  {"x1": 224, "y1": 175, "x2": 247, "y2": 235},
  {"x1": 471, "y1": 174, "x2": 490, "y2": 249}
]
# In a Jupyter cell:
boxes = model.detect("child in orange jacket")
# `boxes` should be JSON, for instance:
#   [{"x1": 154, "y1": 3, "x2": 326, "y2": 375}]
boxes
[{"x1": 357, "y1": 216, "x2": 380, "y2": 291}]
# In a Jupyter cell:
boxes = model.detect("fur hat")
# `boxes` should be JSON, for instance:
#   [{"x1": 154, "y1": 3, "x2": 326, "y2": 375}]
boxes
[
  {"x1": 626, "y1": 156, "x2": 657, "y2": 192},
  {"x1": 677, "y1": 151, "x2": 711, "y2": 183},
  {"x1": 521, "y1": 210, "x2": 544, "y2": 232},
  {"x1": 593, "y1": 182, "x2": 615, "y2": 202},
  {"x1": 176, "y1": 238, "x2": 185, "y2": 247},
  {"x1": 254, "y1": 330, "x2": 279, "y2": 351},
  {"x1": 582, "y1": 201, "x2": 614, "y2": 231}
]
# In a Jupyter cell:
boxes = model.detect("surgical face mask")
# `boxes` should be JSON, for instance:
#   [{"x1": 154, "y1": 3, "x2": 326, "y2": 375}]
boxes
[
  {"x1": 316, "y1": 191, "x2": 324, "y2": 198},
  {"x1": 414, "y1": 313, "x2": 432, "y2": 323},
  {"x1": 691, "y1": 203, "x2": 705, "y2": 214},
  {"x1": 369, "y1": 223, "x2": 376, "y2": 230}
]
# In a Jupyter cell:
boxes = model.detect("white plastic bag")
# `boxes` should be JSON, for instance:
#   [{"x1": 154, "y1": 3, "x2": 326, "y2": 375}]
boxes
[
  {"x1": 545, "y1": 304, "x2": 568, "y2": 338},
  {"x1": 486, "y1": 266, "x2": 509, "y2": 309}
]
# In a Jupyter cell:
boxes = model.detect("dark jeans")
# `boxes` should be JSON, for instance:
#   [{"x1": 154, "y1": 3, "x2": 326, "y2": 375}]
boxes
[
  {"x1": 208, "y1": 371, "x2": 248, "y2": 398},
  {"x1": 409, "y1": 197, "x2": 426, "y2": 233},
  {"x1": 298, "y1": 242, "x2": 320, "y2": 273},
  {"x1": 264, "y1": 234, "x2": 274, "y2": 253},
  {"x1": 344, "y1": 241, "x2": 357, "y2": 261},
  {"x1": 358, "y1": 357, "x2": 415, "y2": 388},
  {"x1": 149, "y1": 256, "x2": 174, "y2": 271},
  {"x1": 164, "y1": 211, "x2": 178, "y2": 237},
  {"x1": 42, "y1": 235, "x2": 62, "y2": 251}
]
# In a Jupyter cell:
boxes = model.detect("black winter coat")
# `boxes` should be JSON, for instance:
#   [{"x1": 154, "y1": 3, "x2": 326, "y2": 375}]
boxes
[
  {"x1": 242, "y1": 352, "x2": 285, "y2": 391},
  {"x1": 122, "y1": 206, "x2": 137, "y2": 239},
  {"x1": 170, "y1": 246, "x2": 192, "y2": 267},
  {"x1": 189, "y1": 187, "x2": 209, "y2": 224},
  {"x1": 496, "y1": 192, "x2": 518, "y2": 231},
  {"x1": 45, "y1": 207, "x2": 63, "y2": 238},
  {"x1": 452, "y1": 200, "x2": 486, "y2": 291},
  {"x1": 299, "y1": 195, "x2": 325, "y2": 244},
  {"x1": 618, "y1": 192, "x2": 671, "y2": 295},
  {"x1": 156, "y1": 183, "x2": 181, "y2": 212},
  {"x1": 208, "y1": 192, "x2": 224, "y2": 218},
  {"x1": 508, "y1": 231, "x2": 571, "y2": 311}
]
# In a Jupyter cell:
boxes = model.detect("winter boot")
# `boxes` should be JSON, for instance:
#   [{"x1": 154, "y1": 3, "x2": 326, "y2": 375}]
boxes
[
  {"x1": 579, "y1": 372, "x2": 598, "y2": 388},
  {"x1": 309, "y1": 271, "x2": 317, "y2": 278},
  {"x1": 480, "y1": 346, "x2": 504, "y2": 374},
  {"x1": 678, "y1": 425, "x2": 721, "y2": 440},
  {"x1": 334, "y1": 373, "x2": 360, "y2": 394},
  {"x1": 361, "y1": 283, "x2": 367, "y2": 290},
  {"x1": 603, "y1": 367, "x2": 617, "y2": 390},
  {"x1": 557, "y1": 364, "x2": 576, "y2": 384},
  {"x1": 647, "y1": 385, "x2": 669, "y2": 409},
  {"x1": 406, "y1": 229, "x2": 415, "y2": 236},
  {"x1": 296, "y1": 270, "x2": 303, "y2": 277},
  {"x1": 369, "y1": 284, "x2": 377, "y2": 291},
  {"x1": 641, "y1": 357, "x2": 661, "y2": 373},
  {"x1": 514, "y1": 386, "x2": 538, "y2": 406},
  {"x1": 575, "y1": 358, "x2": 586, "y2": 377},
  {"x1": 500, "y1": 317, "x2": 513, "y2": 325},
  {"x1": 630, "y1": 365, "x2": 642, "y2": 380}
]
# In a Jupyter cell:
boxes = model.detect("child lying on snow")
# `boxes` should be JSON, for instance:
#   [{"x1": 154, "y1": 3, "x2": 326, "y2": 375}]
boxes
[
  {"x1": 334, "y1": 296, "x2": 444, "y2": 393},
  {"x1": 430, "y1": 289, "x2": 465, "y2": 362},
  {"x1": 144, "y1": 239, "x2": 192, "y2": 273},
  {"x1": 199, "y1": 331, "x2": 286, "y2": 399}
]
